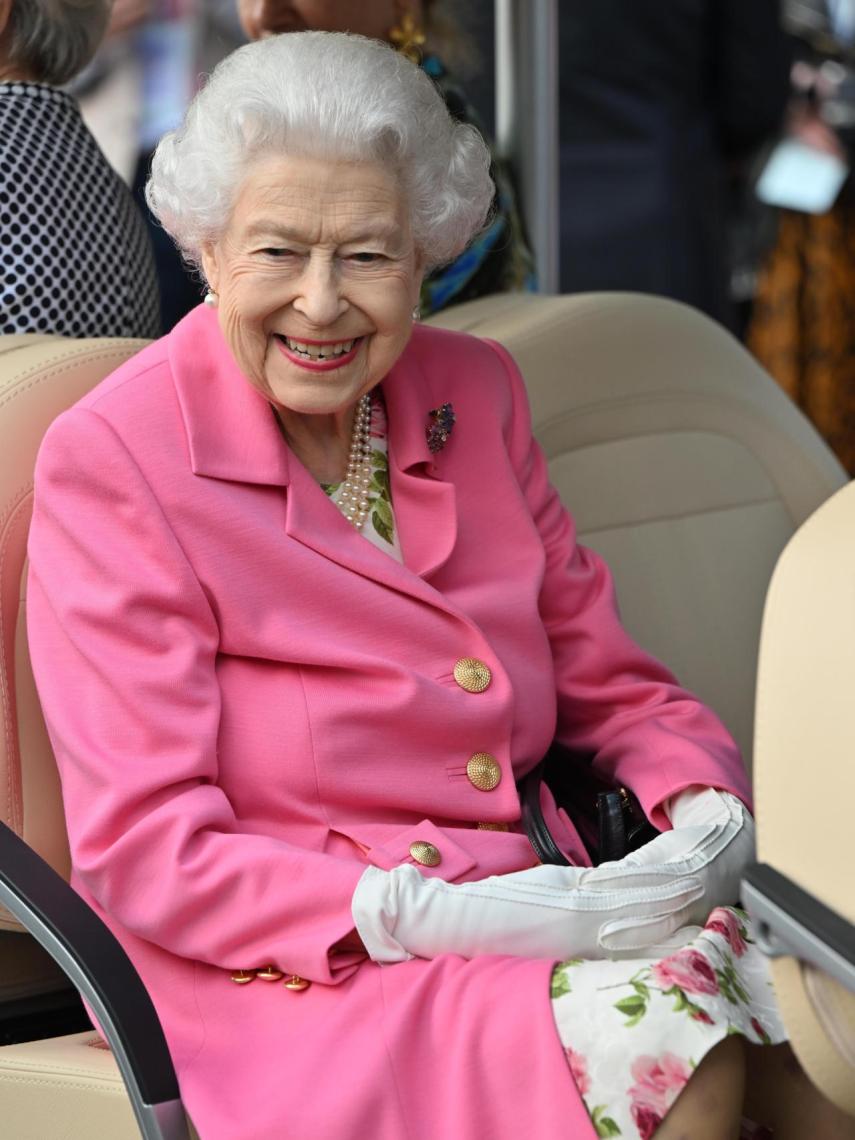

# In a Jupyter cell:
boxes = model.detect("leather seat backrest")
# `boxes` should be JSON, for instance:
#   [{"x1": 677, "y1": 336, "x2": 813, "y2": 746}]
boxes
[
  {"x1": 0, "y1": 336, "x2": 148, "y2": 931},
  {"x1": 3, "y1": 295, "x2": 848, "y2": 912},
  {"x1": 753, "y1": 479, "x2": 855, "y2": 1115},
  {"x1": 431, "y1": 293, "x2": 848, "y2": 766}
]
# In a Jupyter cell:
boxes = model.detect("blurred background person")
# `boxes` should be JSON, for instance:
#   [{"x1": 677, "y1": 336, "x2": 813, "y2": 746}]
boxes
[
  {"x1": 0, "y1": 0, "x2": 160, "y2": 338},
  {"x1": 557, "y1": 0, "x2": 790, "y2": 333},
  {"x1": 76, "y1": 0, "x2": 245, "y2": 331},
  {"x1": 235, "y1": 0, "x2": 536, "y2": 315},
  {"x1": 747, "y1": 0, "x2": 855, "y2": 473},
  {"x1": 130, "y1": 0, "x2": 244, "y2": 330}
]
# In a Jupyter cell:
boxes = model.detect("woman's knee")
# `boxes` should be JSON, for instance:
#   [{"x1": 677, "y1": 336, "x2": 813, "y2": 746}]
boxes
[{"x1": 654, "y1": 1036, "x2": 745, "y2": 1140}]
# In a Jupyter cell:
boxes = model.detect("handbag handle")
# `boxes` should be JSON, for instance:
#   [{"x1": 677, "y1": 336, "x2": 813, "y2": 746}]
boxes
[
  {"x1": 518, "y1": 761, "x2": 571, "y2": 865},
  {"x1": 517, "y1": 744, "x2": 658, "y2": 866}
]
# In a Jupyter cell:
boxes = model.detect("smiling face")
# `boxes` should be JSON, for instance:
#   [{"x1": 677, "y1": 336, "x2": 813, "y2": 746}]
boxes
[{"x1": 201, "y1": 153, "x2": 423, "y2": 420}]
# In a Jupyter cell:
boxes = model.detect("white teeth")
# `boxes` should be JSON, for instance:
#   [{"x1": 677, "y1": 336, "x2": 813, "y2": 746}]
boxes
[{"x1": 283, "y1": 336, "x2": 357, "y2": 359}]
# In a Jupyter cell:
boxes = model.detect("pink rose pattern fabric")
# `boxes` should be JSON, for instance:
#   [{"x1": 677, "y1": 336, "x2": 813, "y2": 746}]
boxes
[
  {"x1": 550, "y1": 908, "x2": 785, "y2": 1138},
  {"x1": 627, "y1": 1053, "x2": 691, "y2": 1139}
]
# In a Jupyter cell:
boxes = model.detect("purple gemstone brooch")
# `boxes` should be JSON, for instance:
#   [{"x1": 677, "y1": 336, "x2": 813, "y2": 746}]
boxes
[{"x1": 426, "y1": 403, "x2": 455, "y2": 453}]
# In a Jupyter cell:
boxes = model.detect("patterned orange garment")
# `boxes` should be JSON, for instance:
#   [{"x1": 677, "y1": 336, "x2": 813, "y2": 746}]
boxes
[{"x1": 748, "y1": 204, "x2": 855, "y2": 474}]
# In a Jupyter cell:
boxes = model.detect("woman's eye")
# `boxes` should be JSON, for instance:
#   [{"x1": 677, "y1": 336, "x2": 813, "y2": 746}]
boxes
[
  {"x1": 349, "y1": 251, "x2": 382, "y2": 264},
  {"x1": 261, "y1": 248, "x2": 294, "y2": 259}
]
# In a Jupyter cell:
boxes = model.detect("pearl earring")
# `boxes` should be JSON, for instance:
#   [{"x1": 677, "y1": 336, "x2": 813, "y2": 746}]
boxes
[
  {"x1": 412, "y1": 304, "x2": 421, "y2": 321},
  {"x1": 204, "y1": 291, "x2": 218, "y2": 308}
]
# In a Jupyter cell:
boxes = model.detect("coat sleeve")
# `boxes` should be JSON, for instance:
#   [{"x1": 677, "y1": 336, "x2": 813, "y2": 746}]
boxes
[
  {"x1": 27, "y1": 406, "x2": 364, "y2": 983},
  {"x1": 483, "y1": 339, "x2": 751, "y2": 830}
]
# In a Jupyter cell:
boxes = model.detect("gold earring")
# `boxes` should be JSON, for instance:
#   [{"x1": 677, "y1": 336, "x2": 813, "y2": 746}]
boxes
[{"x1": 388, "y1": 3, "x2": 426, "y2": 63}]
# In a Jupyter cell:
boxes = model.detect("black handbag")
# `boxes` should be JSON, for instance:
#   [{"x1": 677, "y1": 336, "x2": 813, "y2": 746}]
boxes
[{"x1": 517, "y1": 742, "x2": 658, "y2": 865}]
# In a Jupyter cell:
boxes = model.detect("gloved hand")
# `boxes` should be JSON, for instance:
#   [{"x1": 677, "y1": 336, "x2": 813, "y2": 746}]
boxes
[
  {"x1": 596, "y1": 787, "x2": 754, "y2": 949},
  {"x1": 352, "y1": 856, "x2": 706, "y2": 965}
]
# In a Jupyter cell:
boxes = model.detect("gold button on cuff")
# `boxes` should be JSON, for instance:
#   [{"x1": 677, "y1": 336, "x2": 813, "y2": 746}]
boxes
[
  {"x1": 409, "y1": 840, "x2": 442, "y2": 867},
  {"x1": 230, "y1": 969, "x2": 256, "y2": 985},
  {"x1": 466, "y1": 752, "x2": 502, "y2": 791},
  {"x1": 476, "y1": 821, "x2": 510, "y2": 831},
  {"x1": 453, "y1": 657, "x2": 492, "y2": 693},
  {"x1": 256, "y1": 965, "x2": 284, "y2": 982},
  {"x1": 283, "y1": 975, "x2": 311, "y2": 991}
]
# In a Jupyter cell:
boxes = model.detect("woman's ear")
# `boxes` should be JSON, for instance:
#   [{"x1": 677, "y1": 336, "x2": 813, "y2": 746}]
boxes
[
  {"x1": 200, "y1": 242, "x2": 220, "y2": 295},
  {"x1": 411, "y1": 251, "x2": 426, "y2": 306}
]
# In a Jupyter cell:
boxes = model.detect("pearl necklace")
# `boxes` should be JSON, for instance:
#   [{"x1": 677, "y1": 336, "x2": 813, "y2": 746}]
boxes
[{"x1": 335, "y1": 392, "x2": 374, "y2": 530}]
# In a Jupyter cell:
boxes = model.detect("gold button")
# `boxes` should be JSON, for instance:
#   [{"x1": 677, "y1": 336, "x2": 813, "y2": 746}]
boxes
[
  {"x1": 453, "y1": 657, "x2": 492, "y2": 693},
  {"x1": 283, "y1": 975, "x2": 311, "y2": 991},
  {"x1": 476, "y1": 821, "x2": 510, "y2": 831},
  {"x1": 230, "y1": 969, "x2": 256, "y2": 985},
  {"x1": 466, "y1": 752, "x2": 502, "y2": 791},
  {"x1": 256, "y1": 965, "x2": 284, "y2": 982},
  {"x1": 409, "y1": 840, "x2": 442, "y2": 867}
]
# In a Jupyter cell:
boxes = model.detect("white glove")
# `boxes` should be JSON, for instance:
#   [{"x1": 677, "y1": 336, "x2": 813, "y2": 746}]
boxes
[
  {"x1": 597, "y1": 787, "x2": 754, "y2": 947},
  {"x1": 352, "y1": 857, "x2": 705, "y2": 965}
]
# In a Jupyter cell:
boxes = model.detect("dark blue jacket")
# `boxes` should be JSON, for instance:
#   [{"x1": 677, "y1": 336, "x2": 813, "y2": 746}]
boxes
[{"x1": 559, "y1": 0, "x2": 790, "y2": 324}]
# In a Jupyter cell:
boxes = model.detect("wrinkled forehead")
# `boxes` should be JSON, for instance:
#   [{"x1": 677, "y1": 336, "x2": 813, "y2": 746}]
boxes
[{"x1": 226, "y1": 152, "x2": 414, "y2": 246}]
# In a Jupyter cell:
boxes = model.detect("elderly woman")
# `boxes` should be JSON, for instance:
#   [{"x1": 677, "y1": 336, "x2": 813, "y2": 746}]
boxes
[
  {"x1": 26, "y1": 32, "x2": 854, "y2": 1140},
  {"x1": 236, "y1": 0, "x2": 536, "y2": 314},
  {"x1": 0, "y1": 0, "x2": 159, "y2": 337}
]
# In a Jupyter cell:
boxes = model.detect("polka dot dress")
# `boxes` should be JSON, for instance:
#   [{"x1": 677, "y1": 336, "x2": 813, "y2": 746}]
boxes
[{"x1": 0, "y1": 83, "x2": 160, "y2": 338}]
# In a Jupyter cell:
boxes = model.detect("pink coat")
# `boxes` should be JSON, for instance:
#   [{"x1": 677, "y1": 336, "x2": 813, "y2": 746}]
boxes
[{"x1": 27, "y1": 306, "x2": 748, "y2": 1140}]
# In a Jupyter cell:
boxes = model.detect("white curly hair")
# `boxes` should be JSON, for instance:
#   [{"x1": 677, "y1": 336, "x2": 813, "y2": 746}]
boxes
[{"x1": 146, "y1": 31, "x2": 495, "y2": 274}]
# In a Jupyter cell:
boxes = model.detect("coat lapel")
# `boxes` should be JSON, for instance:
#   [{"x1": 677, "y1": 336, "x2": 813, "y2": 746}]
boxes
[
  {"x1": 383, "y1": 341, "x2": 458, "y2": 581},
  {"x1": 169, "y1": 305, "x2": 290, "y2": 487},
  {"x1": 169, "y1": 309, "x2": 458, "y2": 604}
]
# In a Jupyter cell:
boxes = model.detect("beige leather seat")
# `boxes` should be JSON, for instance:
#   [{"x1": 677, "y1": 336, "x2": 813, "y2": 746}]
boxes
[
  {"x1": 0, "y1": 293, "x2": 849, "y2": 1136},
  {"x1": 744, "y1": 479, "x2": 855, "y2": 1117},
  {"x1": 0, "y1": 337, "x2": 80, "y2": 1027},
  {"x1": 0, "y1": 336, "x2": 188, "y2": 1139},
  {"x1": 431, "y1": 292, "x2": 848, "y2": 765}
]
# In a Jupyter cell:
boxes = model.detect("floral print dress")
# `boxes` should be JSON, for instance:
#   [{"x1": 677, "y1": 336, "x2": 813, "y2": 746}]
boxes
[
  {"x1": 326, "y1": 401, "x2": 785, "y2": 1139},
  {"x1": 551, "y1": 907, "x2": 785, "y2": 1139}
]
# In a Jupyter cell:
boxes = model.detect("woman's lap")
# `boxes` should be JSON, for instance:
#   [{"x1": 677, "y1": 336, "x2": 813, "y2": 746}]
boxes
[
  {"x1": 172, "y1": 910, "x2": 784, "y2": 1139},
  {"x1": 178, "y1": 952, "x2": 593, "y2": 1140},
  {"x1": 551, "y1": 907, "x2": 786, "y2": 1139}
]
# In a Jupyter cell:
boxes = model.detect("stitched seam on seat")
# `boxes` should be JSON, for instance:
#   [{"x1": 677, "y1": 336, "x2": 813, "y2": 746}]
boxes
[
  {"x1": 0, "y1": 1055, "x2": 120, "y2": 1078},
  {"x1": 0, "y1": 1073, "x2": 125, "y2": 1091},
  {"x1": 0, "y1": 488, "x2": 31, "y2": 835},
  {"x1": 535, "y1": 390, "x2": 772, "y2": 426},
  {"x1": 577, "y1": 495, "x2": 780, "y2": 539},
  {"x1": 535, "y1": 401, "x2": 814, "y2": 490},
  {"x1": 0, "y1": 344, "x2": 148, "y2": 406}
]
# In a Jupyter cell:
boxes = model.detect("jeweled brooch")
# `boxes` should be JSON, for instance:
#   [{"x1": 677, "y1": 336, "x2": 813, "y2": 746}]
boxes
[{"x1": 426, "y1": 403, "x2": 455, "y2": 453}]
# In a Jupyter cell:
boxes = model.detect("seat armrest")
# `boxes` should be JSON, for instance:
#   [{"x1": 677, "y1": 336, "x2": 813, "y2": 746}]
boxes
[
  {"x1": 0, "y1": 822, "x2": 189, "y2": 1140},
  {"x1": 742, "y1": 862, "x2": 855, "y2": 993}
]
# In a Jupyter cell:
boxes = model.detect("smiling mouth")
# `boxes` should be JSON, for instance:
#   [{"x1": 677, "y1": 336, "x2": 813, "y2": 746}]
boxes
[{"x1": 276, "y1": 335, "x2": 363, "y2": 361}]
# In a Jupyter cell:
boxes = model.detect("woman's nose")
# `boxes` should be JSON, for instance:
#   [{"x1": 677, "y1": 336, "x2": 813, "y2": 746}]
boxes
[
  {"x1": 242, "y1": 1, "x2": 294, "y2": 39},
  {"x1": 291, "y1": 259, "x2": 347, "y2": 327},
  {"x1": 239, "y1": 0, "x2": 277, "y2": 40}
]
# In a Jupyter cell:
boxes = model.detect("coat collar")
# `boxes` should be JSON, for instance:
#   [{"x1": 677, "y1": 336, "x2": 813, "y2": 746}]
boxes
[
  {"x1": 382, "y1": 333, "x2": 458, "y2": 580},
  {"x1": 169, "y1": 305, "x2": 291, "y2": 487},
  {"x1": 169, "y1": 307, "x2": 457, "y2": 586}
]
